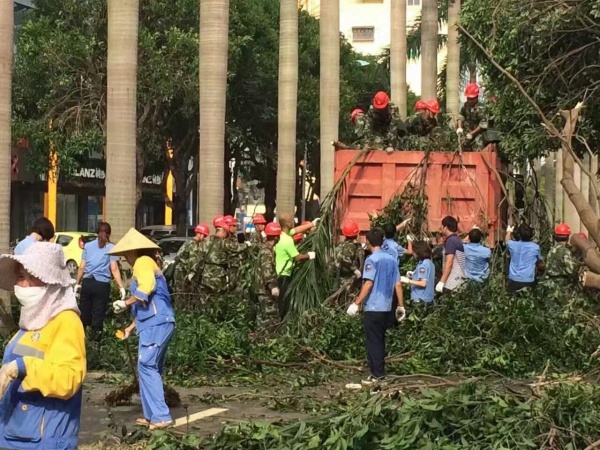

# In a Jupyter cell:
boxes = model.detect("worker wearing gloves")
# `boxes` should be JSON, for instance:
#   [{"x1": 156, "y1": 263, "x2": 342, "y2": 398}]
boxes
[
  {"x1": 255, "y1": 223, "x2": 282, "y2": 329},
  {"x1": 401, "y1": 240, "x2": 435, "y2": 305},
  {"x1": 463, "y1": 227, "x2": 491, "y2": 282},
  {"x1": 173, "y1": 223, "x2": 210, "y2": 290},
  {"x1": 110, "y1": 229, "x2": 176, "y2": 430},
  {"x1": 347, "y1": 227, "x2": 405, "y2": 386},
  {"x1": 456, "y1": 83, "x2": 492, "y2": 150},
  {"x1": 0, "y1": 242, "x2": 85, "y2": 449},
  {"x1": 505, "y1": 224, "x2": 544, "y2": 293},
  {"x1": 275, "y1": 214, "x2": 316, "y2": 318},
  {"x1": 334, "y1": 221, "x2": 365, "y2": 280},
  {"x1": 75, "y1": 221, "x2": 126, "y2": 344},
  {"x1": 437, "y1": 216, "x2": 466, "y2": 294},
  {"x1": 381, "y1": 218, "x2": 411, "y2": 263},
  {"x1": 251, "y1": 214, "x2": 268, "y2": 245}
]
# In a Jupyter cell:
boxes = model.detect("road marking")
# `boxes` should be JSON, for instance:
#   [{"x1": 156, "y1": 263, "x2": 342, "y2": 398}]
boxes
[{"x1": 173, "y1": 408, "x2": 229, "y2": 427}]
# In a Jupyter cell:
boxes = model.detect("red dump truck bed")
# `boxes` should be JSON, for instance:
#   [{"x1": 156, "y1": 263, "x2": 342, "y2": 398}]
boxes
[{"x1": 334, "y1": 146, "x2": 506, "y2": 244}]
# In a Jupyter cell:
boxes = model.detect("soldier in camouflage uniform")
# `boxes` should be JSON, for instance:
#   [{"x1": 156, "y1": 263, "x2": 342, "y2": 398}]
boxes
[
  {"x1": 406, "y1": 99, "x2": 440, "y2": 138},
  {"x1": 254, "y1": 222, "x2": 282, "y2": 329},
  {"x1": 353, "y1": 91, "x2": 407, "y2": 152},
  {"x1": 542, "y1": 223, "x2": 582, "y2": 288},
  {"x1": 222, "y1": 215, "x2": 247, "y2": 288},
  {"x1": 193, "y1": 217, "x2": 233, "y2": 295},
  {"x1": 457, "y1": 83, "x2": 495, "y2": 151},
  {"x1": 251, "y1": 214, "x2": 267, "y2": 245},
  {"x1": 332, "y1": 221, "x2": 365, "y2": 304},
  {"x1": 174, "y1": 223, "x2": 210, "y2": 291}
]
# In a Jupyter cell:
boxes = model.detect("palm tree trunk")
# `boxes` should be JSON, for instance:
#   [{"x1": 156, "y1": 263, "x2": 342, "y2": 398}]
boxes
[
  {"x1": 446, "y1": 0, "x2": 461, "y2": 119},
  {"x1": 106, "y1": 0, "x2": 139, "y2": 240},
  {"x1": 420, "y1": 0, "x2": 438, "y2": 100},
  {"x1": 319, "y1": 0, "x2": 339, "y2": 198},
  {"x1": 199, "y1": 0, "x2": 230, "y2": 223},
  {"x1": 277, "y1": 0, "x2": 298, "y2": 215},
  {"x1": 390, "y1": 0, "x2": 407, "y2": 119},
  {"x1": 0, "y1": 0, "x2": 16, "y2": 335}
]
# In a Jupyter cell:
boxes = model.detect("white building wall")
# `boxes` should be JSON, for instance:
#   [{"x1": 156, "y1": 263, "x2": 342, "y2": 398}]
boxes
[{"x1": 302, "y1": 0, "x2": 448, "y2": 97}]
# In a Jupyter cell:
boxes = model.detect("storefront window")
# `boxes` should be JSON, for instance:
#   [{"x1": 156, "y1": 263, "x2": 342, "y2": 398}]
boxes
[
  {"x1": 87, "y1": 196, "x2": 103, "y2": 231},
  {"x1": 57, "y1": 194, "x2": 78, "y2": 231}
]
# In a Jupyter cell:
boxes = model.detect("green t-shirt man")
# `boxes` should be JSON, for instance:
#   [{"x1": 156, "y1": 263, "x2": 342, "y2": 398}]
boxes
[{"x1": 275, "y1": 231, "x2": 299, "y2": 276}]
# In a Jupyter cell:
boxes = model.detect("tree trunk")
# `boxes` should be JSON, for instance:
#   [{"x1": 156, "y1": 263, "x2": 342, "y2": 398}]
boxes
[
  {"x1": 106, "y1": 0, "x2": 139, "y2": 240},
  {"x1": 421, "y1": 0, "x2": 438, "y2": 100},
  {"x1": 277, "y1": 0, "x2": 299, "y2": 216},
  {"x1": 390, "y1": 0, "x2": 408, "y2": 119},
  {"x1": 199, "y1": 0, "x2": 230, "y2": 223},
  {"x1": 446, "y1": 0, "x2": 461, "y2": 119},
  {"x1": 0, "y1": 1, "x2": 16, "y2": 335},
  {"x1": 319, "y1": 0, "x2": 339, "y2": 198}
]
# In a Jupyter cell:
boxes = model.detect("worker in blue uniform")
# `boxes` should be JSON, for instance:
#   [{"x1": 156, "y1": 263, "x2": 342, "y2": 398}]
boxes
[
  {"x1": 401, "y1": 240, "x2": 435, "y2": 305},
  {"x1": 109, "y1": 229, "x2": 176, "y2": 430},
  {"x1": 505, "y1": 223, "x2": 545, "y2": 293}
]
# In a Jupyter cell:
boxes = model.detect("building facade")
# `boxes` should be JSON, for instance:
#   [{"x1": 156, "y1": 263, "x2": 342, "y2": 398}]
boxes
[{"x1": 300, "y1": 0, "x2": 448, "y2": 96}]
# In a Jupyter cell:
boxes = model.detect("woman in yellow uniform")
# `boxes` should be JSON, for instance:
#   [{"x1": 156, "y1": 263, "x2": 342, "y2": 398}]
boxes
[
  {"x1": 0, "y1": 242, "x2": 85, "y2": 449},
  {"x1": 109, "y1": 229, "x2": 176, "y2": 430}
]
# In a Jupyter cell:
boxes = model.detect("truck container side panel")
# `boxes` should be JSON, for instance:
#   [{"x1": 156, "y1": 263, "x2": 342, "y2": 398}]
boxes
[{"x1": 334, "y1": 147, "x2": 507, "y2": 245}]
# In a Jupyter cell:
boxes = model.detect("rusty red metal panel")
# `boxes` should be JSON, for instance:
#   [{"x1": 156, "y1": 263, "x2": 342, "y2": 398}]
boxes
[{"x1": 334, "y1": 146, "x2": 506, "y2": 245}]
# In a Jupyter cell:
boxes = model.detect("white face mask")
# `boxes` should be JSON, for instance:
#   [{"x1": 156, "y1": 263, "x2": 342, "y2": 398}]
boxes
[{"x1": 14, "y1": 285, "x2": 47, "y2": 309}]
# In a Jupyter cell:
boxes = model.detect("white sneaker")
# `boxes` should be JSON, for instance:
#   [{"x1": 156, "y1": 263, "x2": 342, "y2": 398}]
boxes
[{"x1": 361, "y1": 375, "x2": 385, "y2": 386}]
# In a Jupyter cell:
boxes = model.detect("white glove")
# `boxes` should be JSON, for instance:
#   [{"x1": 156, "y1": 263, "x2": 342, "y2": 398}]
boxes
[
  {"x1": 0, "y1": 361, "x2": 18, "y2": 398},
  {"x1": 435, "y1": 282, "x2": 445, "y2": 293},
  {"x1": 507, "y1": 225, "x2": 514, "y2": 233},
  {"x1": 346, "y1": 303, "x2": 359, "y2": 316},
  {"x1": 395, "y1": 306, "x2": 406, "y2": 322},
  {"x1": 354, "y1": 269, "x2": 362, "y2": 279},
  {"x1": 120, "y1": 287, "x2": 126, "y2": 300},
  {"x1": 456, "y1": 127, "x2": 463, "y2": 136},
  {"x1": 400, "y1": 276, "x2": 411, "y2": 284},
  {"x1": 399, "y1": 218, "x2": 411, "y2": 228},
  {"x1": 245, "y1": 241, "x2": 253, "y2": 247},
  {"x1": 406, "y1": 235, "x2": 414, "y2": 242},
  {"x1": 406, "y1": 271, "x2": 414, "y2": 279},
  {"x1": 307, "y1": 251, "x2": 316, "y2": 260},
  {"x1": 312, "y1": 218, "x2": 320, "y2": 226},
  {"x1": 187, "y1": 273, "x2": 195, "y2": 281},
  {"x1": 271, "y1": 287, "x2": 280, "y2": 297},
  {"x1": 261, "y1": 231, "x2": 267, "y2": 239},
  {"x1": 466, "y1": 132, "x2": 473, "y2": 140},
  {"x1": 74, "y1": 284, "x2": 81, "y2": 296},
  {"x1": 112, "y1": 300, "x2": 128, "y2": 314}
]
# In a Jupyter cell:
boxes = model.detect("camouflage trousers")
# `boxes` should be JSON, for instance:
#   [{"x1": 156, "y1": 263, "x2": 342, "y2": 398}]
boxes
[{"x1": 256, "y1": 294, "x2": 279, "y2": 329}]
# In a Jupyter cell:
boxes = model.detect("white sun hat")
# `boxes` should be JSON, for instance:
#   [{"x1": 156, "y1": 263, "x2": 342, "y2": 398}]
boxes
[{"x1": 0, "y1": 242, "x2": 73, "y2": 291}]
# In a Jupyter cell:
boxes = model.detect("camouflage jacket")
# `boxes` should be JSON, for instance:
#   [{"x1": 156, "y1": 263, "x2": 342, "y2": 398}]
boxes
[
  {"x1": 176, "y1": 239, "x2": 203, "y2": 276},
  {"x1": 405, "y1": 112, "x2": 438, "y2": 137},
  {"x1": 458, "y1": 102, "x2": 493, "y2": 133},
  {"x1": 545, "y1": 243, "x2": 581, "y2": 279},
  {"x1": 250, "y1": 231, "x2": 265, "y2": 246},
  {"x1": 354, "y1": 103, "x2": 407, "y2": 149},
  {"x1": 255, "y1": 244, "x2": 278, "y2": 295},
  {"x1": 333, "y1": 241, "x2": 365, "y2": 278},
  {"x1": 196, "y1": 236, "x2": 230, "y2": 293}
]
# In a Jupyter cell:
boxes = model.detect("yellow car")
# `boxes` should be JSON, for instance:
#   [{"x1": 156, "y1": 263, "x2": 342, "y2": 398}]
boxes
[{"x1": 53, "y1": 232, "x2": 98, "y2": 277}]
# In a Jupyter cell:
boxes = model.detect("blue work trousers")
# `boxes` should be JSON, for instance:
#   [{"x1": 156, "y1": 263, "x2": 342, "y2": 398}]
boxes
[{"x1": 137, "y1": 322, "x2": 175, "y2": 423}]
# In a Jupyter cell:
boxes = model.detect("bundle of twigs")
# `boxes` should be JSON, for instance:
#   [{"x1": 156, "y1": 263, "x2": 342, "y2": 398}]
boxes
[
  {"x1": 285, "y1": 147, "x2": 372, "y2": 322},
  {"x1": 105, "y1": 380, "x2": 182, "y2": 408}
]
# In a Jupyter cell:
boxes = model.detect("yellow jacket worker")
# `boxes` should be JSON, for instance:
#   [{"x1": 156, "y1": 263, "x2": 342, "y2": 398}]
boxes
[
  {"x1": 109, "y1": 229, "x2": 176, "y2": 430},
  {"x1": 0, "y1": 242, "x2": 85, "y2": 449}
]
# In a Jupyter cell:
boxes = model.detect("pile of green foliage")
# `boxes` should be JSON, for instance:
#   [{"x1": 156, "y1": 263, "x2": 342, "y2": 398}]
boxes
[
  {"x1": 94, "y1": 274, "x2": 600, "y2": 381},
  {"x1": 140, "y1": 381, "x2": 600, "y2": 449}
]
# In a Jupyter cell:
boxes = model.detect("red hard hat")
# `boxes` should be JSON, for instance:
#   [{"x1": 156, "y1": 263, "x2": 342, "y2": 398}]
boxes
[
  {"x1": 342, "y1": 220, "x2": 360, "y2": 238},
  {"x1": 253, "y1": 214, "x2": 267, "y2": 225},
  {"x1": 578, "y1": 232, "x2": 588, "y2": 239},
  {"x1": 554, "y1": 223, "x2": 571, "y2": 236},
  {"x1": 224, "y1": 215, "x2": 237, "y2": 226},
  {"x1": 194, "y1": 223, "x2": 210, "y2": 236},
  {"x1": 350, "y1": 108, "x2": 364, "y2": 123},
  {"x1": 214, "y1": 217, "x2": 229, "y2": 232},
  {"x1": 212, "y1": 214, "x2": 224, "y2": 228},
  {"x1": 464, "y1": 83, "x2": 480, "y2": 99},
  {"x1": 425, "y1": 99, "x2": 440, "y2": 114},
  {"x1": 265, "y1": 222, "x2": 281, "y2": 237},
  {"x1": 372, "y1": 91, "x2": 389, "y2": 110},
  {"x1": 414, "y1": 100, "x2": 427, "y2": 111},
  {"x1": 293, "y1": 232, "x2": 303, "y2": 242}
]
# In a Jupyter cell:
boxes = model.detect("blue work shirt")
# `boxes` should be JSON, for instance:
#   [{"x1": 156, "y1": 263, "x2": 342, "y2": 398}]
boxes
[
  {"x1": 82, "y1": 239, "x2": 118, "y2": 283},
  {"x1": 14, "y1": 236, "x2": 37, "y2": 255},
  {"x1": 382, "y1": 238, "x2": 405, "y2": 262},
  {"x1": 507, "y1": 240, "x2": 542, "y2": 283},
  {"x1": 362, "y1": 249, "x2": 400, "y2": 312},
  {"x1": 464, "y1": 243, "x2": 491, "y2": 282},
  {"x1": 411, "y1": 259, "x2": 435, "y2": 302}
]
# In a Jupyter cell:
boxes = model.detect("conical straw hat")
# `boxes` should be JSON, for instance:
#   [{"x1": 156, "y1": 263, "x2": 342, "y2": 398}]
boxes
[{"x1": 109, "y1": 228, "x2": 160, "y2": 256}]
